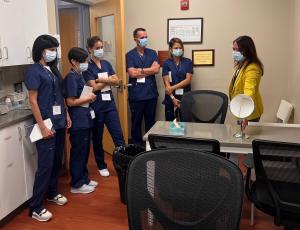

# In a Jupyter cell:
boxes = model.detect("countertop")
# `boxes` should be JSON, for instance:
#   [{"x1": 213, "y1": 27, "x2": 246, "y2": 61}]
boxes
[{"x1": 0, "y1": 109, "x2": 33, "y2": 129}]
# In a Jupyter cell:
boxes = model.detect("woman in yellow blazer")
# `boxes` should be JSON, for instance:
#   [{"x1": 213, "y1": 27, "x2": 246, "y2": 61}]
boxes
[{"x1": 229, "y1": 36, "x2": 264, "y2": 121}]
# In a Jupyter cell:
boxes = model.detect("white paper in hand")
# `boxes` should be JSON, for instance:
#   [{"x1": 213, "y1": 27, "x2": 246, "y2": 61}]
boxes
[
  {"x1": 98, "y1": 72, "x2": 111, "y2": 92},
  {"x1": 80, "y1": 85, "x2": 93, "y2": 108},
  {"x1": 29, "y1": 118, "x2": 53, "y2": 143}
]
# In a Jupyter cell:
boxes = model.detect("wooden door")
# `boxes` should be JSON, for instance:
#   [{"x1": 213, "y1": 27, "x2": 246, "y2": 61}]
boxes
[
  {"x1": 58, "y1": 7, "x2": 80, "y2": 77},
  {"x1": 90, "y1": 0, "x2": 128, "y2": 154}
]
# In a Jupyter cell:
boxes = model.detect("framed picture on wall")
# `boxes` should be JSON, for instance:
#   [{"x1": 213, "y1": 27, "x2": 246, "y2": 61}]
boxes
[
  {"x1": 167, "y1": 18, "x2": 203, "y2": 44},
  {"x1": 192, "y1": 49, "x2": 215, "y2": 66}
]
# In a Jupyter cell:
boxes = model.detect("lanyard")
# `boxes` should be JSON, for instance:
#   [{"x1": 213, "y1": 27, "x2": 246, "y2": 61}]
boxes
[
  {"x1": 71, "y1": 69, "x2": 86, "y2": 84},
  {"x1": 136, "y1": 49, "x2": 145, "y2": 68},
  {"x1": 40, "y1": 64, "x2": 58, "y2": 104}
]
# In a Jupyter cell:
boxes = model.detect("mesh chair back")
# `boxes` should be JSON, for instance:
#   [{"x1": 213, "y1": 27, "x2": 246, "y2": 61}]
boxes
[
  {"x1": 181, "y1": 90, "x2": 228, "y2": 124},
  {"x1": 252, "y1": 139, "x2": 300, "y2": 226},
  {"x1": 126, "y1": 148, "x2": 244, "y2": 230},
  {"x1": 148, "y1": 134, "x2": 221, "y2": 156}
]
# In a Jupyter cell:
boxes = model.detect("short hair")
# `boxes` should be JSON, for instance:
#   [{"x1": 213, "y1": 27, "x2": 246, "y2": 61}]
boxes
[
  {"x1": 133, "y1": 28, "x2": 146, "y2": 38},
  {"x1": 86, "y1": 36, "x2": 103, "y2": 49},
  {"x1": 68, "y1": 47, "x2": 88, "y2": 64},
  {"x1": 32, "y1": 34, "x2": 59, "y2": 63}
]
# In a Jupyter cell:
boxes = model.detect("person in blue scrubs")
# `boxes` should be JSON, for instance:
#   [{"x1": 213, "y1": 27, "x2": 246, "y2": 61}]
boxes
[
  {"x1": 64, "y1": 47, "x2": 99, "y2": 194},
  {"x1": 25, "y1": 35, "x2": 71, "y2": 222},
  {"x1": 126, "y1": 28, "x2": 160, "y2": 145},
  {"x1": 83, "y1": 36, "x2": 125, "y2": 177},
  {"x1": 162, "y1": 37, "x2": 193, "y2": 121}
]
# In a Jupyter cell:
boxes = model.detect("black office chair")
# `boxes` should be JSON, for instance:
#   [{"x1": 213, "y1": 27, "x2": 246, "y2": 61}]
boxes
[
  {"x1": 148, "y1": 134, "x2": 223, "y2": 156},
  {"x1": 180, "y1": 90, "x2": 228, "y2": 124},
  {"x1": 245, "y1": 139, "x2": 300, "y2": 229},
  {"x1": 126, "y1": 148, "x2": 244, "y2": 230}
]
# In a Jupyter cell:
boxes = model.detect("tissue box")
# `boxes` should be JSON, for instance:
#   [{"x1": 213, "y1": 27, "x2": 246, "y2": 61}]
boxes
[{"x1": 169, "y1": 122, "x2": 185, "y2": 135}]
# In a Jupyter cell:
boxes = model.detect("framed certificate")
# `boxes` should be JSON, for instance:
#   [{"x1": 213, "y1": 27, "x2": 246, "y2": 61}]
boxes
[
  {"x1": 192, "y1": 49, "x2": 215, "y2": 66},
  {"x1": 167, "y1": 18, "x2": 203, "y2": 44}
]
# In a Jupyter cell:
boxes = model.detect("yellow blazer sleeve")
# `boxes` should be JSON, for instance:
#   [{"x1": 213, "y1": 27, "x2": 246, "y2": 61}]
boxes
[{"x1": 243, "y1": 64, "x2": 261, "y2": 98}]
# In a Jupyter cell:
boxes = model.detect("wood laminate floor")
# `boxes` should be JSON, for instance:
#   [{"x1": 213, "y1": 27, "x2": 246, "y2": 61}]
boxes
[{"x1": 2, "y1": 153, "x2": 283, "y2": 230}]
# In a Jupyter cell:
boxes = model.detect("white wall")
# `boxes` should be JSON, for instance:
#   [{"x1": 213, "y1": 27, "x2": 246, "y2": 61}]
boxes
[
  {"x1": 287, "y1": 0, "x2": 300, "y2": 123},
  {"x1": 124, "y1": 0, "x2": 292, "y2": 123}
]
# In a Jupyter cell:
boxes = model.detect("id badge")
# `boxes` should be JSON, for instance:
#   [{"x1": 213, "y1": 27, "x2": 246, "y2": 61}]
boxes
[
  {"x1": 168, "y1": 71, "x2": 172, "y2": 83},
  {"x1": 137, "y1": 77, "x2": 146, "y2": 83},
  {"x1": 101, "y1": 93, "x2": 111, "y2": 101},
  {"x1": 53, "y1": 105, "x2": 61, "y2": 115},
  {"x1": 175, "y1": 88, "x2": 184, "y2": 95},
  {"x1": 90, "y1": 110, "x2": 95, "y2": 119}
]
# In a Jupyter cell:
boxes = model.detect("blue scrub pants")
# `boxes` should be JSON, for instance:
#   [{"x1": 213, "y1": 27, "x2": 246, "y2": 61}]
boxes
[
  {"x1": 69, "y1": 129, "x2": 91, "y2": 188},
  {"x1": 129, "y1": 98, "x2": 157, "y2": 144},
  {"x1": 165, "y1": 103, "x2": 182, "y2": 121},
  {"x1": 93, "y1": 108, "x2": 125, "y2": 170},
  {"x1": 29, "y1": 128, "x2": 65, "y2": 214}
]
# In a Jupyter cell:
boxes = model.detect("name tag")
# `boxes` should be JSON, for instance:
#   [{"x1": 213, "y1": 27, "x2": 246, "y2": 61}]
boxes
[
  {"x1": 101, "y1": 93, "x2": 111, "y2": 101},
  {"x1": 168, "y1": 71, "x2": 172, "y2": 83},
  {"x1": 175, "y1": 88, "x2": 184, "y2": 95},
  {"x1": 90, "y1": 110, "x2": 95, "y2": 119},
  {"x1": 137, "y1": 77, "x2": 145, "y2": 83},
  {"x1": 98, "y1": 72, "x2": 108, "y2": 80},
  {"x1": 53, "y1": 105, "x2": 61, "y2": 115}
]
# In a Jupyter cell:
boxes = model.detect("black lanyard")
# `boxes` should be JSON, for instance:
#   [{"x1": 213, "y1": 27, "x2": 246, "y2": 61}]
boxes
[{"x1": 40, "y1": 64, "x2": 58, "y2": 104}]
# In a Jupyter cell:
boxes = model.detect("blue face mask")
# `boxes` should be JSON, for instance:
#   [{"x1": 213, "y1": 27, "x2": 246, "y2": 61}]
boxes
[
  {"x1": 94, "y1": 48, "x2": 104, "y2": 59},
  {"x1": 233, "y1": 51, "x2": 245, "y2": 62},
  {"x1": 172, "y1": 48, "x2": 183, "y2": 57},
  {"x1": 79, "y1": 63, "x2": 88, "y2": 72},
  {"x1": 139, "y1": 38, "x2": 148, "y2": 47},
  {"x1": 43, "y1": 50, "x2": 57, "y2": 63}
]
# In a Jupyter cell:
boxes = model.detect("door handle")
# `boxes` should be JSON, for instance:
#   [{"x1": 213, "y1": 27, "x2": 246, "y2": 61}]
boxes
[{"x1": 112, "y1": 79, "x2": 123, "y2": 93}]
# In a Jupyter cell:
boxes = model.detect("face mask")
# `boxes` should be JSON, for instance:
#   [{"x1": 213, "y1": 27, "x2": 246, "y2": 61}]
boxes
[
  {"x1": 79, "y1": 63, "x2": 88, "y2": 72},
  {"x1": 233, "y1": 51, "x2": 245, "y2": 62},
  {"x1": 172, "y1": 48, "x2": 183, "y2": 57},
  {"x1": 43, "y1": 50, "x2": 57, "y2": 63},
  {"x1": 139, "y1": 38, "x2": 148, "y2": 47},
  {"x1": 94, "y1": 48, "x2": 104, "y2": 59}
]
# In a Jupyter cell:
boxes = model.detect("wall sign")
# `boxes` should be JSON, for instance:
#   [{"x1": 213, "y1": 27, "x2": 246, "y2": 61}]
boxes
[
  {"x1": 180, "y1": 0, "x2": 189, "y2": 10},
  {"x1": 192, "y1": 49, "x2": 215, "y2": 66},
  {"x1": 167, "y1": 18, "x2": 203, "y2": 44}
]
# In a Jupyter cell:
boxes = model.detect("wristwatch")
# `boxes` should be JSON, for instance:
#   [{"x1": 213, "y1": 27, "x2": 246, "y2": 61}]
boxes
[{"x1": 141, "y1": 68, "x2": 144, "y2": 74}]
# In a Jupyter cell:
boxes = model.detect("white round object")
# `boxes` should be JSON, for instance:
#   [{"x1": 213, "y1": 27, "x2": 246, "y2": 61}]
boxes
[{"x1": 230, "y1": 94, "x2": 254, "y2": 118}]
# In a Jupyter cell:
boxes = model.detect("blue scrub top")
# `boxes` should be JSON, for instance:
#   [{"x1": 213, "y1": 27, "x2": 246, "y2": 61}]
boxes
[
  {"x1": 64, "y1": 70, "x2": 93, "y2": 131},
  {"x1": 83, "y1": 59, "x2": 116, "y2": 112},
  {"x1": 162, "y1": 57, "x2": 193, "y2": 105},
  {"x1": 126, "y1": 48, "x2": 159, "y2": 102},
  {"x1": 25, "y1": 63, "x2": 66, "y2": 130}
]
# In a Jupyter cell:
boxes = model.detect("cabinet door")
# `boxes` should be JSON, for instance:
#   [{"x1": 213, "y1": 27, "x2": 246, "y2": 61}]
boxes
[
  {"x1": 0, "y1": 124, "x2": 27, "y2": 220},
  {"x1": 0, "y1": 0, "x2": 26, "y2": 66},
  {"x1": 21, "y1": 0, "x2": 49, "y2": 64},
  {"x1": 21, "y1": 119, "x2": 38, "y2": 200}
]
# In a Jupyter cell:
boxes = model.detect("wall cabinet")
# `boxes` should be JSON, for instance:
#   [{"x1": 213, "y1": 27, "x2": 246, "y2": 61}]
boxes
[
  {"x1": 0, "y1": 0, "x2": 48, "y2": 66},
  {"x1": 0, "y1": 118, "x2": 37, "y2": 221}
]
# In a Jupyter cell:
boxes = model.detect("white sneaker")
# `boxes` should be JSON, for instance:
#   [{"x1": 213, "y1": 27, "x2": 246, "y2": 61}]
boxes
[
  {"x1": 71, "y1": 184, "x2": 95, "y2": 194},
  {"x1": 99, "y1": 168, "x2": 110, "y2": 177},
  {"x1": 47, "y1": 194, "x2": 68, "y2": 206},
  {"x1": 32, "y1": 209, "x2": 53, "y2": 222},
  {"x1": 87, "y1": 180, "x2": 98, "y2": 187}
]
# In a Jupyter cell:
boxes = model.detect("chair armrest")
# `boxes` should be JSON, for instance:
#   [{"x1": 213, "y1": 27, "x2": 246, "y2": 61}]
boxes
[{"x1": 242, "y1": 153, "x2": 254, "y2": 169}]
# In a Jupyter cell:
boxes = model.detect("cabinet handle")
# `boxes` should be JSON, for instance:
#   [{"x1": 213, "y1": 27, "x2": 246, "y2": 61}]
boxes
[
  {"x1": 3, "y1": 46, "x2": 8, "y2": 60},
  {"x1": 4, "y1": 136, "x2": 12, "y2": 141},
  {"x1": 26, "y1": 46, "x2": 32, "y2": 58}
]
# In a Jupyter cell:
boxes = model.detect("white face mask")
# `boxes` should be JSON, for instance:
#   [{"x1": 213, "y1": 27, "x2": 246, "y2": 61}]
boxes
[
  {"x1": 79, "y1": 63, "x2": 88, "y2": 72},
  {"x1": 43, "y1": 50, "x2": 57, "y2": 63},
  {"x1": 93, "y1": 48, "x2": 104, "y2": 59}
]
